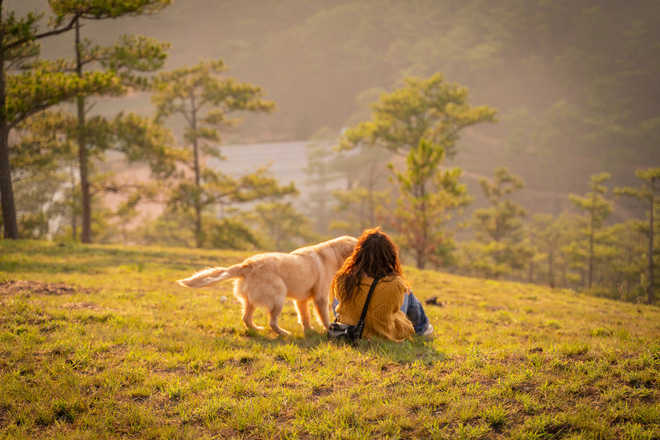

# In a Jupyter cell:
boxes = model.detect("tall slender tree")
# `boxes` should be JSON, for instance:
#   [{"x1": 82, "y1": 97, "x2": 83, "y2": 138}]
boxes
[
  {"x1": 569, "y1": 173, "x2": 613, "y2": 289},
  {"x1": 151, "y1": 59, "x2": 287, "y2": 248},
  {"x1": 0, "y1": 0, "x2": 98, "y2": 239},
  {"x1": 615, "y1": 167, "x2": 660, "y2": 304},
  {"x1": 473, "y1": 167, "x2": 527, "y2": 242},
  {"x1": 528, "y1": 212, "x2": 572, "y2": 287},
  {"x1": 388, "y1": 138, "x2": 471, "y2": 269},
  {"x1": 467, "y1": 167, "x2": 530, "y2": 278},
  {"x1": 51, "y1": 0, "x2": 171, "y2": 243},
  {"x1": 17, "y1": 108, "x2": 175, "y2": 240},
  {"x1": 304, "y1": 127, "x2": 342, "y2": 234},
  {"x1": 337, "y1": 73, "x2": 495, "y2": 260}
]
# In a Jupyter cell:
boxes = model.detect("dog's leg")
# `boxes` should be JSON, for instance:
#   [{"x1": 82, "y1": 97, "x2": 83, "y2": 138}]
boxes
[
  {"x1": 312, "y1": 290, "x2": 331, "y2": 329},
  {"x1": 294, "y1": 299, "x2": 312, "y2": 331},
  {"x1": 268, "y1": 298, "x2": 290, "y2": 335},
  {"x1": 242, "y1": 300, "x2": 263, "y2": 331}
]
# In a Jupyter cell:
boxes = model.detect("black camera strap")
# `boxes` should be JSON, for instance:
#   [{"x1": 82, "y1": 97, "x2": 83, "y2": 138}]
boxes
[
  {"x1": 355, "y1": 277, "x2": 380, "y2": 338},
  {"x1": 359, "y1": 277, "x2": 380, "y2": 321}
]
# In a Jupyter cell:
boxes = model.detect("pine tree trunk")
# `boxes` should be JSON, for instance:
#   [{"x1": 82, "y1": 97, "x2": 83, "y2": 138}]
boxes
[
  {"x1": 588, "y1": 215, "x2": 594, "y2": 289},
  {"x1": 0, "y1": 114, "x2": 17, "y2": 239},
  {"x1": 70, "y1": 165, "x2": 77, "y2": 240},
  {"x1": 648, "y1": 177, "x2": 655, "y2": 304},
  {"x1": 0, "y1": 7, "x2": 19, "y2": 239},
  {"x1": 77, "y1": 94, "x2": 91, "y2": 243},
  {"x1": 548, "y1": 248, "x2": 555, "y2": 288},
  {"x1": 75, "y1": 19, "x2": 92, "y2": 243},
  {"x1": 0, "y1": 124, "x2": 17, "y2": 239},
  {"x1": 417, "y1": 251, "x2": 426, "y2": 270},
  {"x1": 367, "y1": 163, "x2": 376, "y2": 227},
  {"x1": 191, "y1": 93, "x2": 202, "y2": 248}
]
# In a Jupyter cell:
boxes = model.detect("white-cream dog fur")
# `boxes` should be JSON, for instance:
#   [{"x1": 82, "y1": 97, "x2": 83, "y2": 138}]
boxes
[{"x1": 177, "y1": 236, "x2": 357, "y2": 335}]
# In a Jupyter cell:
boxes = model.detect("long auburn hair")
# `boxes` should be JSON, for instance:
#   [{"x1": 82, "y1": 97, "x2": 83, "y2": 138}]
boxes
[{"x1": 333, "y1": 227, "x2": 404, "y2": 302}]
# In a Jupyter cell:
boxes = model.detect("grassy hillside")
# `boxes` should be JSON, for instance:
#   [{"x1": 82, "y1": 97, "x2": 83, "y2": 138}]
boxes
[{"x1": 1, "y1": 240, "x2": 659, "y2": 439}]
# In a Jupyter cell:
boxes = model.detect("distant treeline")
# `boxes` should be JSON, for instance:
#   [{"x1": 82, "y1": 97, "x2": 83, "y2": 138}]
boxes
[{"x1": 201, "y1": 0, "x2": 659, "y2": 188}]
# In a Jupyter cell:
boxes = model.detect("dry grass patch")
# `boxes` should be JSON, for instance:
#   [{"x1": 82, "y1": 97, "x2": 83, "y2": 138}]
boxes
[{"x1": 0, "y1": 280, "x2": 94, "y2": 297}]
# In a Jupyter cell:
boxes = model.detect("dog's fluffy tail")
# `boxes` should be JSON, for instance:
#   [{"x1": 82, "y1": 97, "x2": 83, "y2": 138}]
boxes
[{"x1": 177, "y1": 264, "x2": 246, "y2": 288}]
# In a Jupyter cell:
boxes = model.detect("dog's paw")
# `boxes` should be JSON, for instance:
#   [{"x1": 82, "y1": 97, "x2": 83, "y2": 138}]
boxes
[{"x1": 273, "y1": 327, "x2": 290, "y2": 336}]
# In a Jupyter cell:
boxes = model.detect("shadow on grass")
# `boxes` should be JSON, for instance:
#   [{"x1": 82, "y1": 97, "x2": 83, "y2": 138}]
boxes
[
  {"x1": 241, "y1": 328, "x2": 446, "y2": 365},
  {"x1": 362, "y1": 337, "x2": 447, "y2": 364}
]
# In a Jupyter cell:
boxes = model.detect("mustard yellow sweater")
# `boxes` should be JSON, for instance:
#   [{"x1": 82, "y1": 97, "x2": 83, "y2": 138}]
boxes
[{"x1": 334, "y1": 275, "x2": 414, "y2": 342}]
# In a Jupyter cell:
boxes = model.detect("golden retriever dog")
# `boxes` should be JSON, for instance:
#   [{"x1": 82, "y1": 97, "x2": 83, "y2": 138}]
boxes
[{"x1": 177, "y1": 236, "x2": 357, "y2": 335}]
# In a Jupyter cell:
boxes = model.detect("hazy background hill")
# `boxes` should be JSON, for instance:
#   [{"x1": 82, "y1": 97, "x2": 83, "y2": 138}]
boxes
[{"x1": 10, "y1": 0, "x2": 660, "y2": 215}]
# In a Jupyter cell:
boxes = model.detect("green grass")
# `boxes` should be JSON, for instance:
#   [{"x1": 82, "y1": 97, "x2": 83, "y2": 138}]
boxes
[{"x1": 1, "y1": 240, "x2": 659, "y2": 439}]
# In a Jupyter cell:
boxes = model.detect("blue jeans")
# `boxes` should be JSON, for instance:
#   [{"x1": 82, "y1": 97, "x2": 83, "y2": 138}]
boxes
[
  {"x1": 332, "y1": 290, "x2": 430, "y2": 335},
  {"x1": 400, "y1": 291, "x2": 430, "y2": 334}
]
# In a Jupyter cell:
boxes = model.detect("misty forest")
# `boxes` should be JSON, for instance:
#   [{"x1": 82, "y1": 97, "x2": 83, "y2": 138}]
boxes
[{"x1": 2, "y1": 0, "x2": 660, "y2": 304}]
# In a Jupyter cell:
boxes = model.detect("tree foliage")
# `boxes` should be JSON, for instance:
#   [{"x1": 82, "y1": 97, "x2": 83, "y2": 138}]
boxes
[
  {"x1": 473, "y1": 167, "x2": 527, "y2": 242},
  {"x1": 527, "y1": 212, "x2": 572, "y2": 288},
  {"x1": 19, "y1": 0, "x2": 174, "y2": 243},
  {"x1": 0, "y1": 0, "x2": 110, "y2": 239},
  {"x1": 339, "y1": 73, "x2": 496, "y2": 157},
  {"x1": 50, "y1": 0, "x2": 170, "y2": 22},
  {"x1": 6, "y1": 63, "x2": 117, "y2": 128},
  {"x1": 615, "y1": 167, "x2": 660, "y2": 304},
  {"x1": 15, "y1": 108, "x2": 175, "y2": 240},
  {"x1": 328, "y1": 143, "x2": 391, "y2": 237},
  {"x1": 464, "y1": 167, "x2": 530, "y2": 278},
  {"x1": 238, "y1": 201, "x2": 316, "y2": 252},
  {"x1": 151, "y1": 59, "x2": 291, "y2": 248},
  {"x1": 303, "y1": 127, "x2": 344, "y2": 234},
  {"x1": 386, "y1": 139, "x2": 471, "y2": 270},
  {"x1": 569, "y1": 173, "x2": 613, "y2": 289}
]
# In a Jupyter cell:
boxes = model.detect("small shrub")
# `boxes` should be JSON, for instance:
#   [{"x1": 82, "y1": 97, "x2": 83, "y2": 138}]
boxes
[
  {"x1": 482, "y1": 404, "x2": 508, "y2": 429},
  {"x1": 560, "y1": 342, "x2": 590, "y2": 358},
  {"x1": 590, "y1": 327, "x2": 614, "y2": 337},
  {"x1": 51, "y1": 399, "x2": 78, "y2": 423},
  {"x1": 545, "y1": 320, "x2": 561, "y2": 329}
]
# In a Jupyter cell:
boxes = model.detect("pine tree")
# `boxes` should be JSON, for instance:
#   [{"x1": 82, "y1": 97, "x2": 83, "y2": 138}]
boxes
[
  {"x1": 469, "y1": 167, "x2": 530, "y2": 278},
  {"x1": 528, "y1": 212, "x2": 573, "y2": 287},
  {"x1": 151, "y1": 60, "x2": 294, "y2": 248},
  {"x1": 615, "y1": 167, "x2": 660, "y2": 304},
  {"x1": 50, "y1": 0, "x2": 172, "y2": 243},
  {"x1": 0, "y1": 1, "x2": 110, "y2": 238},
  {"x1": 330, "y1": 143, "x2": 391, "y2": 237},
  {"x1": 569, "y1": 173, "x2": 613, "y2": 289},
  {"x1": 388, "y1": 138, "x2": 471, "y2": 269},
  {"x1": 304, "y1": 127, "x2": 343, "y2": 235},
  {"x1": 16, "y1": 108, "x2": 175, "y2": 240},
  {"x1": 339, "y1": 73, "x2": 497, "y2": 157}
]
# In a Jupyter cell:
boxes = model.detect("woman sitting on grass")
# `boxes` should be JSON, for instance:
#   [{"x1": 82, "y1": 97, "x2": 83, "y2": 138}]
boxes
[{"x1": 331, "y1": 227, "x2": 433, "y2": 342}]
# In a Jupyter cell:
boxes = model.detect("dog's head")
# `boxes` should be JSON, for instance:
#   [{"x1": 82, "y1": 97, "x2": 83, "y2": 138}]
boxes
[
  {"x1": 334, "y1": 235, "x2": 358, "y2": 261},
  {"x1": 310, "y1": 235, "x2": 357, "y2": 270}
]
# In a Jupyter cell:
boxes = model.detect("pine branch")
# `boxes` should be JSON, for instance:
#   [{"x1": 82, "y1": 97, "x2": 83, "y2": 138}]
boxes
[{"x1": 1, "y1": 14, "x2": 80, "y2": 53}]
